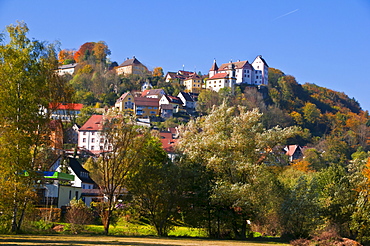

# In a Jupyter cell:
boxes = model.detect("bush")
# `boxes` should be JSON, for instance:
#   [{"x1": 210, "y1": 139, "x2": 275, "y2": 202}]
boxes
[{"x1": 65, "y1": 198, "x2": 93, "y2": 234}]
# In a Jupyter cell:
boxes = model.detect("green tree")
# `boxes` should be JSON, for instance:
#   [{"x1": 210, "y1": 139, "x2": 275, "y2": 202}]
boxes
[
  {"x1": 92, "y1": 110, "x2": 152, "y2": 235},
  {"x1": 178, "y1": 103, "x2": 299, "y2": 238},
  {"x1": 127, "y1": 137, "x2": 182, "y2": 236},
  {"x1": 0, "y1": 22, "x2": 71, "y2": 232}
]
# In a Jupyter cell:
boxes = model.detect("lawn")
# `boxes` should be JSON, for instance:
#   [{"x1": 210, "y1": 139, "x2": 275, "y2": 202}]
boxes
[{"x1": 0, "y1": 234, "x2": 290, "y2": 246}]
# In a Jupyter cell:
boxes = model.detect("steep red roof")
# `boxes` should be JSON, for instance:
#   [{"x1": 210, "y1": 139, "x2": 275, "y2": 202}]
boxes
[
  {"x1": 160, "y1": 138, "x2": 178, "y2": 153},
  {"x1": 49, "y1": 103, "x2": 83, "y2": 111},
  {"x1": 209, "y1": 73, "x2": 229, "y2": 79},
  {"x1": 79, "y1": 115, "x2": 103, "y2": 131}
]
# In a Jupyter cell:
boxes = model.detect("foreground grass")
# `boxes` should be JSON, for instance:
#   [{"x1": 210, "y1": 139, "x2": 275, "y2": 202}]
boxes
[{"x1": 0, "y1": 234, "x2": 290, "y2": 246}]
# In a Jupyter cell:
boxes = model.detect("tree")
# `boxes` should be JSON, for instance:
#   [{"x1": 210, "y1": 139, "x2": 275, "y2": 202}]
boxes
[
  {"x1": 92, "y1": 110, "x2": 152, "y2": 235},
  {"x1": 152, "y1": 67, "x2": 164, "y2": 77},
  {"x1": 0, "y1": 22, "x2": 71, "y2": 232},
  {"x1": 178, "y1": 103, "x2": 299, "y2": 238},
  {"x1": 127, "y1": 137, "x2": 183, "y2": 236}
]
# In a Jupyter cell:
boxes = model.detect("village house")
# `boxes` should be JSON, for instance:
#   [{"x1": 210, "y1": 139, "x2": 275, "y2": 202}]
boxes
[
  {"x1": 115, "y1": 92, "x2": 134, "y2": 111},
  {"x1": 159, "y1": 95, "x2": 183, "y2": 113},
  {"x1": 183, "y1": 73, "x2": 203, "y2": 93},
  {"x1": 134, "y1": 97, "x2": 160, "y2": 118},
  {"x1": 115, "y1": 56, "x2": 149, "y2": 76},
  {"x1": 78, "y1": 115, "x2": 105, "y2": 154},
  {"x1": 165, "y1": 70, "x2": 194, "y2": 82},
  {"x1": 49, "y1": 102, "x2": 83, "y2": 122},
  {"x1": 206, "y1": 64, "x2": 237, "y2": 92},
  {"x1": 177, "y1": 91, "x2": 196, "y2": 110},
  {"x1": 141, "y1": 89, "x2": 166, "y2": 99},
  {"x1": 57, "y1": 63, "x2": 77, "y2": 76}
]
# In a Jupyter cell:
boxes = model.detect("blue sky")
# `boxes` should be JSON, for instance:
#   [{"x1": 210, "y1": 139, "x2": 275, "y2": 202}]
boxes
[{"x1": 1, "y1": 0, "x2": 370, "y2": 110}]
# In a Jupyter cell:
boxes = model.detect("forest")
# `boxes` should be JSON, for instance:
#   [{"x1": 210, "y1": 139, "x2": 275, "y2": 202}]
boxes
[{"x1": 1, "y1": 22, "x2": 370, "y2": 245}]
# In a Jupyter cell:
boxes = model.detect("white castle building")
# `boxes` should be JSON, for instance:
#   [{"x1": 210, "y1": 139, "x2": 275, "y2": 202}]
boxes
[{"x1": 208, "y1": 55, "x2": 269, "y2": 92}]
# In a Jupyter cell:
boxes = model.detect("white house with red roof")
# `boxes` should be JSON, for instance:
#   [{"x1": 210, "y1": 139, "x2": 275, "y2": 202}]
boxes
[
  {"x1": 50, "y1": 103, "x2": 83, "y2": 122},
  {"x1": 206, "y1": 67, "x2": 237, "y2": 92},
  {"x1": 209, "y1": 55, "x2": 268, "y2": 86},
  {"x1": 159, "y1": 95, "x2": 183, "y2": 113},
  {"x1": 78, "y1": 115, "x2": 105, "y2": 154}
]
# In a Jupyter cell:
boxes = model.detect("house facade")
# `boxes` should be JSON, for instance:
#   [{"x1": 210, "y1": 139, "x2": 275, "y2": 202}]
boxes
[
  {"x1": 183, "y1": 73, "x2": 203, "y2": 93},
  {"x1": 134, "y1": 97, "x2": 160, "y2": 117},
  {"x1": 57, "y1": 63, "x2": 77, "y2": 76},
  {"x1": 206, "y1": 71, "x2": 236, "y2": 92},
  {"x1": 209, "y1": 55, "x2": 268, "y2": 86},
  {"x1": 159, "y1": 95, "x2": 183, "y2": 113},
  {"x1": 116, "y1": 56, "x2": 149, "y2": 76},
  {"x1": 115, "y1": 92, "x2": 134, "y2": 111},
  {"x1": 78, "y1": 115, "x2": 105, "y2": 153},
  {"x1": 177, "y1": 92, "x2": 196, "y2": 110}
]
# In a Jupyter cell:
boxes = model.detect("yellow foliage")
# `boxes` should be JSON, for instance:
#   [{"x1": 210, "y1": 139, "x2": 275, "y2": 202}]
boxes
[{"x1": 292, "y1": 159, "x2": 313, "y2": 173}]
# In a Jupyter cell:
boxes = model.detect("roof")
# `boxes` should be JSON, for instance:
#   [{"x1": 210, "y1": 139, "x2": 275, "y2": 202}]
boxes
[
  {"x1": 160, "y1": 138, "x2": 178, "y2": 153},
  {"x1": 159, "y1": 132, "x2": 172, "y2": 140},
  {"x1": 116, "y1": 92, "x2": 131, "y2": 103},
  {"x1": 79, "y1": 115, "x2": 103, "y2": 131},
  {"x1": 219, "y1": 60, "x2": 252, "y2": 71},
  {"x1": 210, "y1": 60, "x2": 219, "y2": 71},
  {"x1": 134, "y1": 97, "x2": 159, "y2": 107},
  {"x1": 164, "y1": 95, "x2": 182, "y2": 104},
  {"x1": 58, "y1": 63, "x2": 77, "y2": 69},
  {"x1": 209, "y1": 73, "x2": 229, "y2": 79},
  {"x1": 68, "y1": 157, "x2": 96, "y2": 184},
  {"x1": 49, "y1": 103, "x2": 84, "y2": 111},
  {"x1": 178, "y1": 92, "x2": 194, "y2": 102},
  {"x1": 119, "y1": 56, "x2": 144, "y2": 67},
  {"x1": 141, "y1": 89, "x2": 165, "y2": 97},
  {"x1": 285, "y1": 145, "x2": 302, "y2": 156},
  {"x1": 184, "y1": 73, "x2": 201, "y2": 80}
]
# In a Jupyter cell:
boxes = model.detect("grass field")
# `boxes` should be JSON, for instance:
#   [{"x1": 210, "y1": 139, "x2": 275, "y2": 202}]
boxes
[{"x1": 0, "y1": 234, "x2": 290, "y2": 246}]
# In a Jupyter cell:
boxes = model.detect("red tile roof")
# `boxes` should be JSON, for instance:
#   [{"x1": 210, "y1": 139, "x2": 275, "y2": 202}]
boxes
[
  {"x1": 49, "y1": 103, "x2": 83, "y2": 111},
  {"x1": 209, "y1": 73, "x2": 229, "y2": 79},
  {"x1": 79, "y1": 115, "x2": 103, "y2": 131}
]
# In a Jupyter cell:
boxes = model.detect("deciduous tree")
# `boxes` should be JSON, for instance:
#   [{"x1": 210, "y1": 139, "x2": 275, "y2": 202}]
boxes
[{"x1": 0, "y1": 22, "x2": 71, "y2": 232}]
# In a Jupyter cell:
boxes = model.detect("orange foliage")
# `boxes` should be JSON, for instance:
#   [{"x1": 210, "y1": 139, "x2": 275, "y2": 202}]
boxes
[
  {"x1": 58, "y1": 49, "x2": 75, "y2": 64},
  {"x1": 292, "y1": 159, "x2": 313, "y2": 173}
]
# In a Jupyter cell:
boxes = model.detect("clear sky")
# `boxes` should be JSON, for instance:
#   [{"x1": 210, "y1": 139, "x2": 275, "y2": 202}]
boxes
[{"x1": 1, "y1": 0, "x2": 370, "y2": 110}]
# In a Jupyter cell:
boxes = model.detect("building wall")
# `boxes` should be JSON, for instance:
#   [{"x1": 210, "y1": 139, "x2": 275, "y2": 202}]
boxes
[
  {"x1": 78, "y1": 130, "x2": 104, "y2": 152},
  {"x1": 135, "y1": 105, "x2": 159, "y2": 117},
  {"x1": 58, "y1": 186, "x2": 81, "y2": 208}
]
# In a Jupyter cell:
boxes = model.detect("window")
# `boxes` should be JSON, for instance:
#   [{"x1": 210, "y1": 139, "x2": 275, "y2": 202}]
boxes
[
  {"x1": 128, "y1": 97, "x2": 131, "y2": 100},
  {"x1": 83, "y1": 132, "x2": 86, "y2": 135},
  {"x1": 100, "y1": 138, "x2": 104, "y2": 143},
  {"x1": 91, "y1": 138, "x2": 95, "y2": 143},
  {"x1": 100, "y1": 146, "x2": 103, "y2": 150},
  {"x1": 92, "y1": 132, "x2": 95, "y2": 135},
  {"x1": 83, "y1": 138, "x2": 86, "y2": 143},
  {"x1": 91, "y1": 146, "x2": 94, "y2": 150}
]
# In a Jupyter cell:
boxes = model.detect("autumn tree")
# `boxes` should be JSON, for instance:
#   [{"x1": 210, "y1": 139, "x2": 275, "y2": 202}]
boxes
[
  {"x1": 0, "y1": 22, "x2": 71, "y2": 232},
  {"x1": 58, "y1": 49, "x2": 76, "y2": 64},
  {"x1": 152, "y1": 67, "x2": 164, "y2": 77}
]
